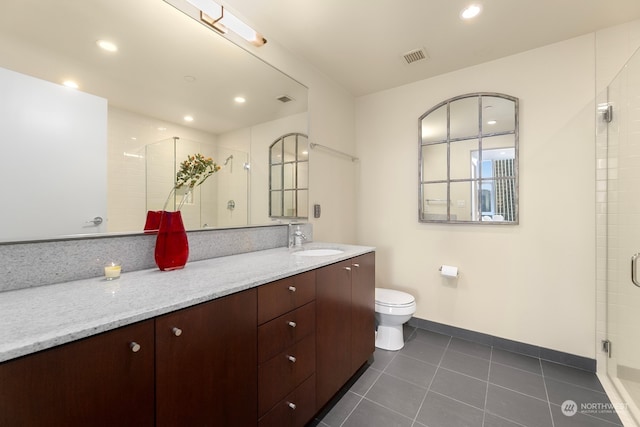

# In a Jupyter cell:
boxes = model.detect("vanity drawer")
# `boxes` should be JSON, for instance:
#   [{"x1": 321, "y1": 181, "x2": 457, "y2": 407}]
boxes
[
  {"x1": 257, "y1": 270, "x2": 316, "y2": 324},
  {"x1": 258, "y1": 374, "x2": 316, "y2": 427},
  {"x1": 258, "y1": 334, "x2": 315, "y2": 417},
  {"x1": 258, "y1": 301, "x2": 315, "y2": 364}
]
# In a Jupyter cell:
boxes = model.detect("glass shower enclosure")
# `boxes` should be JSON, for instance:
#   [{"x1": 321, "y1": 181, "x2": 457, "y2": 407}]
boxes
[
  {"x1": 605, "y1": 45, "x2": 640, "y2": 424},
  {"x1": 145, "y1": 137, "x2": 249, "y2": 230}
]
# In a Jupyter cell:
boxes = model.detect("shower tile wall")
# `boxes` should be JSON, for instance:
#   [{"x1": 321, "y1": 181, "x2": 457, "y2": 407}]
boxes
[{"x1": 106, "y1": 107, "x2": 220, "y2": 233}]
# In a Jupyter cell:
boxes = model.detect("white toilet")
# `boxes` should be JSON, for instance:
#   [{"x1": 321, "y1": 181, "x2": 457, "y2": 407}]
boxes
[{"x1": 375, "y1": 288, "x2": 416, "y2": 351}]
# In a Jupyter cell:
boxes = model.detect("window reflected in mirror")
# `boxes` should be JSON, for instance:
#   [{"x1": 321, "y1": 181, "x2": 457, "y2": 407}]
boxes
[
  {"x1": 419, "y1": 93, "x2": 519, "y2": 224},
  {"x1": 269, "y1": 133, "x2": 309, "y2": 219}
]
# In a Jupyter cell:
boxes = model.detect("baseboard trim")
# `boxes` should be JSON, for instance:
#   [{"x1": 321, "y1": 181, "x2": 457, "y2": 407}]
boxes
[{"x1": 408, "y1": 317, "x2": 596, "y2": 372}]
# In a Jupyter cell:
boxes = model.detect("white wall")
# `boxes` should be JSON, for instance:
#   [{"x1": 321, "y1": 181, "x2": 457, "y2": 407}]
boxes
[{"x1": 355, "y1": 35, "x2": 597, "y2": 358}]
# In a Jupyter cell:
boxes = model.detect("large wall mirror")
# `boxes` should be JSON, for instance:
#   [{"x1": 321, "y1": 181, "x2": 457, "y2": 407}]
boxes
[
  {"x1": 419, "y1": 93, "x2": 519, "y2": 224},
  {"x1": 0, "y1": 0, "x2": 308, "y2": 242}
]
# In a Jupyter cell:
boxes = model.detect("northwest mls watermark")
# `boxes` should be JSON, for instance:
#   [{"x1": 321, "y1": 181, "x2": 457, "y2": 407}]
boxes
[{"x1": 561, "y1": 400, "x2": 628, "y2": 417}]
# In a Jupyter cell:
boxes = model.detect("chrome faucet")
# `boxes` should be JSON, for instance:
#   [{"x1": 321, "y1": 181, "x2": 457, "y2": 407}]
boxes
[{"x1": 289, "y1": 224, "x2": 307, "y2": 248}]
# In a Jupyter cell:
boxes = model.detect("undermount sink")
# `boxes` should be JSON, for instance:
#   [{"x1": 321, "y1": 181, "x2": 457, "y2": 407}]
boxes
[{"x1": 293, "y1": 248, "x2": 344, "y2": 257}]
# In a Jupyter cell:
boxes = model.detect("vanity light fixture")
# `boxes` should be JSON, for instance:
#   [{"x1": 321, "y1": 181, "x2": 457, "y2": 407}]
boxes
[
  {"x1": 460, "y1": 4, "x2": 482, "y2": 20},
  {"x1": 186, "y1": 0, "x2": 267, "y2": 47},
  {"x1": 184, "y1": 115, "x2": 194, "y2": 122},
  {"x1": 96, "y1": 40, "x2": 118, "y2": 52},
  {"x1": 234, "y1": 96, "x2": 246, "y2": 103}
]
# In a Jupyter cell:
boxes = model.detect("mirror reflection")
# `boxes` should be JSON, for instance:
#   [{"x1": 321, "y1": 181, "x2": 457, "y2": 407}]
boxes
[
  {"x1": 419, "y1": 93, "x2": 519, "y2": 224},
  {"x1": 269, "y1": 133, "x2": 309, "y2": 219},
  {"x1": 0, "y1": 0, "x2": 308, "y2": 242}
]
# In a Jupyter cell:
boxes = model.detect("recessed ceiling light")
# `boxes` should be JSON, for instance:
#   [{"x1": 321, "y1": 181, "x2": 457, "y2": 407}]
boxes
[
  {"x1": 96, "y1": 40, "x2": 118, "y2": 52},
  {"x1": 63, "y1": 80, "x2": 78, "y2": 89},
  {"x1": 184, "y1": 115, "x2": 194, "y2": 122},
  {"x1": 460, "y1": 4, "x2": 482, "y2": 20},
  {"x1": 234, "y1": 96, "x2": 246, "y2": 103},
  {"x1": 487, "y1": 120, "x2": 497, "y2": 125}
]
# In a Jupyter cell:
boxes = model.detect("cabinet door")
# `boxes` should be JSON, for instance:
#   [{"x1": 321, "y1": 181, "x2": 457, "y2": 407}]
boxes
[
  {"x1": 156, "y1": 289, "x2": 257, "y2": 427},
  {"x1": 316, "y1": 260, "x2": 353, "y2": 408},
  {"x1": 351, "y1": 252, "x2": 375, "y2": 373},
  {"x1": 0, "y1": 320, "x2": 154, "y2": 426}
]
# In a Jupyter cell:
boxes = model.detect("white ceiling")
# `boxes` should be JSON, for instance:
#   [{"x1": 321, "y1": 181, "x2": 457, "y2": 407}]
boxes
[{"x1": 224, "y1": 0, "x2": 640, "y2": 96}]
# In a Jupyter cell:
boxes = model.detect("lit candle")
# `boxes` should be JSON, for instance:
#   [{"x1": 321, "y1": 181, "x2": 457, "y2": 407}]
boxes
[{"x1": 104, "y1": 262, "x2": 121, "y2": 280}]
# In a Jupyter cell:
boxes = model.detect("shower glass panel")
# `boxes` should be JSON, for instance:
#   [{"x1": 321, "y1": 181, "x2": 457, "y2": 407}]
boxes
[
  {"x1": 145, "y1": 138, "x2": 249, "y2": 229},
  {"x1": 606, "y1": 46, "x2": 640, "y2": 424}
]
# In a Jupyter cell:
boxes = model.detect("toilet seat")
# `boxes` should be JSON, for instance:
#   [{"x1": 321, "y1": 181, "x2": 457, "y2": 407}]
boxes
[{"x1": 375, "y1": 288, "x2": 415, "y2": 307}]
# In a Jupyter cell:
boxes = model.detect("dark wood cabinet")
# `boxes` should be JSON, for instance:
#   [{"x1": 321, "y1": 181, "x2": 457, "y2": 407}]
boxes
[
  {"x1": 0, "y1": 251, "x2": 374, "y2": 427},
  {"x1": 351, "y1": 252, "x2": 376, "y2": 372},
  {"x1": 155, "y1": 289, "x2": 257, "y2": 427},
  {"x1": 316, "y1": 253, "x2": 375, "y2": 409},
  {"x1": 0, "y1": 320, "x2": 155, "y2": 427},
  {"x1": 316, "y1": 259, "x2": 353, "y2": 408},
  {"x1": 257, "y1": 271, "x2": 317, "y2": 426},
  {"x1": 258, "y1": 374, "x2": 316, "y2": 427}
]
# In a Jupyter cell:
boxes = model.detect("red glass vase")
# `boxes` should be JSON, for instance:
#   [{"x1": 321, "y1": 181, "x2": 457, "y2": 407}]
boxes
[{"x1": 154, "y1": 211, "x2": 189, "y2": 271}]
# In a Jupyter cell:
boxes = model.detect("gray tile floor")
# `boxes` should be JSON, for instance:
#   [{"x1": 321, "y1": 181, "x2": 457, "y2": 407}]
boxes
[{"x1": 312, "y1": 326, "x2": 623, "y2": 427}]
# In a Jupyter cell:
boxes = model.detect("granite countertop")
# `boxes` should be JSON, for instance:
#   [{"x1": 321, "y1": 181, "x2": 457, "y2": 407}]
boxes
[{"x1": 0, "y1": 243, "x2": 374, "y2": 363}]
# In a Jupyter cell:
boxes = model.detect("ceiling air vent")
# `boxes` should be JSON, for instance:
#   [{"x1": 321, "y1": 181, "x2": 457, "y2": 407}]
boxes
[
  {"x1": 276, "y1": 95, "x2": 294, "y2": 103},
  {"x1": 402, "y1": 48, "x2": 428, "y2": 65}
]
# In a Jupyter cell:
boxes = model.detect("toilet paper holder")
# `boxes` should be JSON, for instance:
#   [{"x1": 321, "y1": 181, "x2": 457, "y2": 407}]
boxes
[{"x1": 439, "y1": 265, "x2": 459, "y2": 278}]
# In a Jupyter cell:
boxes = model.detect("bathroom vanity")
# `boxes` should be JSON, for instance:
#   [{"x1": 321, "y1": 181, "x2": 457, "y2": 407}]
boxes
[{"x1": 0, "y1": 244, "x2": 374, "y2": 426}]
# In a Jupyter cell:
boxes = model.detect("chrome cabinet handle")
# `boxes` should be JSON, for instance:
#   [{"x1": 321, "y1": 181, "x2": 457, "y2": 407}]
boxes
[
  {"x1": 129, "y1": 342, "x2": 141, "y2": 353},
  {"x1": 632, "y1": 254, "x2": 640, "y2": 288},
  {"x1": 287, "y1": 402, "x2": 297, "y2": 410},
  {"x1": 288, "y1": 321, "x2": 297, "y2": 328},
  {"x1": 172, "y1": 327, "x2": 182, "y2": 337},
  {"x1": 287, "y1": 355, "x2": 297, "y2": 363},
  {"x1": 353, "y1": 263, "x2": 360, "y2": 268},
  {"x1": 288, "y1": 286, "x2": 296, "y2": 292},
  {"x1": 344, "y1": 267, "x2": 351, "y2": 271}
]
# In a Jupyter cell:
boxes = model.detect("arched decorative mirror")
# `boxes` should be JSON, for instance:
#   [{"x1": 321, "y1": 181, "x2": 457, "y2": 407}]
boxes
[
  {"x1": 419, "y1": 93, "x2": 519, "y2": 224},
  {"x1": 269, "y1": 133, "x2": 309, "y2": 219}
]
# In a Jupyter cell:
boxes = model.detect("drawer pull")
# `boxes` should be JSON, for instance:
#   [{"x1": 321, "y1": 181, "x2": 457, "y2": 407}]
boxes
[
  {"x1": 172, "y1": 327, "x2": 182, "y2": 337},
  {"x1": 287, "y1": 355, "x2": 297, "y2": 363},
  {"x1": 353, "y1": 263, "x2": 360, "y2": 268},
  {"x1": 344, "y1": 266, "x2": 351, "y2": 271},
  {"x1": 288, "y1": 321, "x2": 297, "y2": 328},
  {"x1": 287, "y1": 402, "x2": 297, "y2": 410},
  {"x1": 288, "y1": 286, "x2": 297, "y2": 292},
  {"x1": 129, "y1": 342, "x2": 141, "y2": 353}
]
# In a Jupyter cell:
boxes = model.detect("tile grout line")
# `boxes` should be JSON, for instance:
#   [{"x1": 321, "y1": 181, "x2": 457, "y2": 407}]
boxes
[
  {"x1": 410, "y1": 335, "x2": 452, "y2": 426},
  {"x1": 540, "y1": 355, "x2": 556, "y2": 427},
  {"x1": 339, "y1": 327, "x2": 413, "y2": 427},
  {"x1": 481, "y1": 346, "x2": 493, "y2": 427},
  {"x1": 338, "y1": 354, "x2": 393, "y2": 427}
]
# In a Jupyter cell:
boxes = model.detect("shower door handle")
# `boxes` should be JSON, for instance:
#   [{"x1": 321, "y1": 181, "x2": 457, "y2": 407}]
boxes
[{"x1": 631, "y1": 254, "x2": 640, "y2": 288}]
